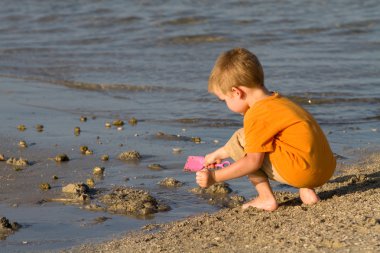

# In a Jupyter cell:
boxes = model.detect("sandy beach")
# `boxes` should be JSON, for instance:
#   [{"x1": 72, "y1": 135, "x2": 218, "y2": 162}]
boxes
[
  {"x1": 65, "y1": 153, "x2": 380, "y2": 253},
  {"x1": 1, "y1": 1, "x2": 380, "y2": 252}
]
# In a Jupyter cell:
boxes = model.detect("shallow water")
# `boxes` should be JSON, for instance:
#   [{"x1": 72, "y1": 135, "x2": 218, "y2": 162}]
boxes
[{"x1": 0, "y1": 0, "x2": 379, "y2": 252}]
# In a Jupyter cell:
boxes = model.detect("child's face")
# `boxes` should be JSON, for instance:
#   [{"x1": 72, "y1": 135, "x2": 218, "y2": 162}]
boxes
[{"x1": 214, "y1": 87, "x2": 249, "y2": 115}]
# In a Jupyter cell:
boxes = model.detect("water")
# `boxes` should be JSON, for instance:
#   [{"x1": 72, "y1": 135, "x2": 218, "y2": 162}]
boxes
[{"x1": 0, "y1": 0, "x2": 379, "y2": 252}]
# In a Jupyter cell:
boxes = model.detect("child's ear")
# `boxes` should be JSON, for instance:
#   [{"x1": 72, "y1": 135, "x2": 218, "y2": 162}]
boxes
[{"x1": 231, "y1": 87, "x2": 244, "y2": 98}]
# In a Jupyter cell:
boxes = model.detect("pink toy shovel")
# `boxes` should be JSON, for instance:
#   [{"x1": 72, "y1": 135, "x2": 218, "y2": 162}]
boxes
[{"x1": 183, "y1": 156, "x2": 230, "y2": 172}]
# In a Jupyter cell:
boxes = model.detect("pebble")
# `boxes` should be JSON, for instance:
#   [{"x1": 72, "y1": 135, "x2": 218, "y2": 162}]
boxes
[
  {"x1": 101, "y1": 154, "x2": 109, "y2": 161},
  {"x1": 128, "y1": 117, "x2": 138, "y2": 125},
  {"x1": 80, "y1": 146, "x2": 88, "y2": 154},
  {"x1": 85, "y1": 150, "x2": 93, "y2": 155},
  {"x1": 54, "y1": 154, "x2": 70, "y2": 162},
  {"x1": 86, "y1": 178, "x2": 95, "y2": 188},
  {"x1": 148, "y1": 163, "x2": 163, "y2": 170},
  {"x1": 39, "y1": 183, "x2": 51, "y2": 191},
  {"x1": 112, "y1": 119, "x2": 124, "y2": 127},
  {"x1": 74, "y1": 127, "x2": 81, "y2": 135},
  {"x1": 17, "y1": 124, "x2": 26, "y2": 131},
  {"x1": 62, "y1": 183, "x2": 89, "y2": 194},
  {"x1": 35, "y1": 124, "x2": 44, "y2": 132},
  {"x1": 93, "y1": 166, "x2": 105, "y2": 175},
  {"x1": 172, "y1": 147, "x2": 182, "y2": 153},
  {"x1": 191, "y1": 137, "x2": 202, "y2": 143}
]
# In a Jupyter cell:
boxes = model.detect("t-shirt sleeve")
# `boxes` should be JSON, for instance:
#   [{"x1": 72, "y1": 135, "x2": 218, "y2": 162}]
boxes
[{"x1": 244, "y1": 107, "x2": 277, "y2": 153}]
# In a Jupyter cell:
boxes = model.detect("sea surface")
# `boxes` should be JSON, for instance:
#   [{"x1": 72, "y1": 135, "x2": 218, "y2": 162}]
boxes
[{"x1": 0, "y1": 0, "x2": 379, "y2": 252}]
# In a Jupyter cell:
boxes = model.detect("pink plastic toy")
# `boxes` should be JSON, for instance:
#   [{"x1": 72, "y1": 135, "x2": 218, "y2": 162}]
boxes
[{"x1": 183, "y1": 156, "x2": 230, "y2": 172}]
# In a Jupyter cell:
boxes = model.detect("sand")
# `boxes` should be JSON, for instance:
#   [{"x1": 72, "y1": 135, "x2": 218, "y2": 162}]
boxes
[{"x1": 64, "y1": 153, "x2": 380, "y2": 253}]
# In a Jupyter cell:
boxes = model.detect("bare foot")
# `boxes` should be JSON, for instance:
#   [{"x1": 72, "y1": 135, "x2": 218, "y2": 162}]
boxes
[
  {"x1": 242, "y1": 197, "x2": 278, "y2": 211},
  {"x1": 299, "y1": 188, "x2": 320, "y2": 205}
]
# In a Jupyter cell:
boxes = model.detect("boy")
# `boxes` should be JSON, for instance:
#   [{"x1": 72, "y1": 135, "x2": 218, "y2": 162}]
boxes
[{"x1": 196, "y1": 48, "x2": 336, "y2": 211}]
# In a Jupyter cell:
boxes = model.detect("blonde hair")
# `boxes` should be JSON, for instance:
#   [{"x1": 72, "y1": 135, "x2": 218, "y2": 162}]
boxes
[{"x1": 208, "y1": 48, "x2": 264, "y2": 94}]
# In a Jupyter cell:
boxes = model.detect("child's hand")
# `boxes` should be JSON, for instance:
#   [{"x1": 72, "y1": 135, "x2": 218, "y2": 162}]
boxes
[
  {"x1": 196, "y1": 169, "x2": 216, "y2": 188},
  {"x1": 204, "y1": 147, "x2": 229, "y2": 168},
  {"x1": 204, "y1": 153, "x2": 222, "y2": 168}
]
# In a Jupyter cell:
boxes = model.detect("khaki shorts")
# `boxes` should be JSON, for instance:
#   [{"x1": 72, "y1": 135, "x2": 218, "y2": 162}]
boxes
[{"x1": 224, "y1": 128, "x2": 288, "y2": 184}]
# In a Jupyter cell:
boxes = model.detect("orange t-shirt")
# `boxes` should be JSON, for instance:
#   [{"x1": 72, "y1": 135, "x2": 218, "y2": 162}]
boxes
[{"x1": 244, "y1": 92, "x2": 336, "y2": 188}]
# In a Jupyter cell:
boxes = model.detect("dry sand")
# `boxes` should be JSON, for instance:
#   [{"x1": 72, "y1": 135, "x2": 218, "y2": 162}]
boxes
[{"x1": 65, "y1": 153, "x2": 380, "y2": 253}]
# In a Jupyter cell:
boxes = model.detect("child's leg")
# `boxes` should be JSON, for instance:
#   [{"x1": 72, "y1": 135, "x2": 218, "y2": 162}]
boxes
[
  {"x1": 243, "y1": 173, "x2": 278, "y2": 211},
  {"x1": 223, "y1": 128, "x2": 246, "y2": 161},
  {"x1": 225, "y1": 129, "x2": 320, "y2": 207},
  {"x1": 299, "y1": 188, "x2": 320, "y2": 205},
  {"x1": 262, "y1": 158, "x2": 320, "y2": 205},
  {"x1": 224, "y1": 129, "x2": 278, "y2": 211}
]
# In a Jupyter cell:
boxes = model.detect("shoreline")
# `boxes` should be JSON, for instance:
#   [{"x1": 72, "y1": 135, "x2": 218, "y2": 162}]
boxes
[{"x1": 65, "y1": 152, "x2": 380, "y2": 253}]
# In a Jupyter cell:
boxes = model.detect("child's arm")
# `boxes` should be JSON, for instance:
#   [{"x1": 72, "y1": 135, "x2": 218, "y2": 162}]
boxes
[
  {"x1": 196, "y1": 152, "x2": 265, "y2": 188},
  {"x1": 204, "y1": 146, "x2": 229, "y2": 167}
]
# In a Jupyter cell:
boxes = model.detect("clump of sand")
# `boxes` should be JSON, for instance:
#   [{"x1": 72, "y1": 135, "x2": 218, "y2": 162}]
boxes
[
  {"x1": 6, "y1": 157, "x2": 29, "y2": 166},
  {"x1": 158, "y1": 177, "x2": 183, "y2": 187},
  {"x1": 190, "y1": 182, "x2": 232, "y2": 195},
  {"x1": 118, "y1": 151, "x2": 141, "y2": 161},
  {"x1": 0, "y1": 216, "x2": 21, "y2": 240},
  {"x1": 99, "y1": 186, "x2": 170, "y2": 216}
]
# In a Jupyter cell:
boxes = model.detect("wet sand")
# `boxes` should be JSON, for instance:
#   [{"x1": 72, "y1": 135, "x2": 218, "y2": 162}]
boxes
[{"x1": 65, "y1": 153, "x2": 380, "y2": 253}]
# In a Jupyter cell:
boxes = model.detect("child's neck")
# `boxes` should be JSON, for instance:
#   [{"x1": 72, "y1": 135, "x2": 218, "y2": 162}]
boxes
[{"x1": 246, "y1": 87, "x2": 272, "y2": 107}]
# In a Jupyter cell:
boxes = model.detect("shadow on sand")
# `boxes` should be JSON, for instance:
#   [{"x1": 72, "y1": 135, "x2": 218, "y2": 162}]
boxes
[{"x1": 279, "y1": 171, "x2": 380, "y2": 207}]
